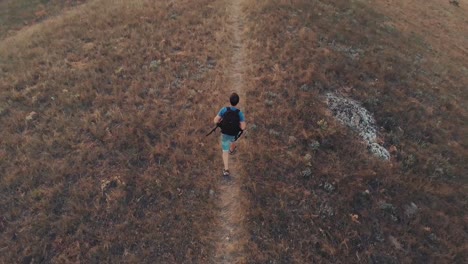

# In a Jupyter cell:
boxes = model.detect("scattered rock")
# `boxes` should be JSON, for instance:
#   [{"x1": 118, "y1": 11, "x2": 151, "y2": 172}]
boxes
[
  {"x1": 209, "y1": 189, "x2": 215, "y2": 197},
  {"x1": 25, "y1": 111, "x2": 37, "y2": 121},
  {"x1": 388, "y1": 235, "x2": 403, "y2": 250},
  {"x1": 323, "y1": 182, "x2": 336, "y2": 192},
  {"x1": 264, "y1": 99, "x2": 274, "y2": 106},
  {"x1": 269, "y1": 129, "x2": 280, "y2": 136},
  {"x1": 115, "y1": 66, "x2": 124, "y2": 74},
  {"x1": 150, "y1": 60, "x2": 161, "y2": 70},
  {"x1": 379, "y1": 202, "x2": 396, "y2": 212},
  {"x1": 404, "y1": 202, "x2": 418, "y2": 218},
  {"x1": 431, "y1": 167, "x2": 447, "y2": 179},
  {"x1": 288, "y1": 136, "x2": 297, "y2": 145},
  {"x1": 301, "y1": 168, "x2": 312, "y2": 178},
  {"x1": 266, "y1": 91, "x2": 278, "y2": 98},
  {"x1": 188, "y1": 89, "x2": 197, "y2": 98},
  {"x1": 309, "y1": 140, "x2": 320, "y2": 150},
  {"x1": 380, "y1": 202, "x2": 399, "y2": 222},
  {"x1": 319, "y1": 202, "x2": 335, "y2": 218},
  {"x1": 300, "y1": 84, "x2": 311, "y2": 91},
  {"x1": 369, "y1": 143, "x2": 390, "y2": 160}
]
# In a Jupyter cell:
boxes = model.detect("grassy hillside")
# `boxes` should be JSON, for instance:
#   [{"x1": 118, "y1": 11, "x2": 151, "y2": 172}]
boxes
[
  {"x1": 0, "y1": 0, "x2": 466, "y2": 263},
  {"x1": 240, "y1": 0, "x2": 467, "y2": 262},
  {"x1": 0, "y1": 0, "x2": 87, "y2": 39},
  {"x1": 0, "y1": 0, "x2": 231, "y2": 262}
]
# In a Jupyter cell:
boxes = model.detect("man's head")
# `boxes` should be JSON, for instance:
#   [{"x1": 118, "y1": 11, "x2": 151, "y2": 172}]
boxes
[{"x1": 230, "y1": 92, "x2": 239, "y2": 106}]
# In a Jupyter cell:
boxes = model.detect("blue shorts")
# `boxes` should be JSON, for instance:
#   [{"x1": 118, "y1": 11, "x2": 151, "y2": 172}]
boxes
[{"x1": 221, "y1": 134, "x2": 236, "y2": 152}]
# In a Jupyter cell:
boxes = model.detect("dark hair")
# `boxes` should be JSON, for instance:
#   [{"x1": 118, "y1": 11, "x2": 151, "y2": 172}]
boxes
[{"x1": 230, "y1": 93, "x2": 239, "y2": 106}]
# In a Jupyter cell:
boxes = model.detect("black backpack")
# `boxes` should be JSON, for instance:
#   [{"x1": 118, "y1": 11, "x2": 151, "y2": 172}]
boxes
[{"x1": 220, "y1": 107, "x2": 241, "y2": 136}]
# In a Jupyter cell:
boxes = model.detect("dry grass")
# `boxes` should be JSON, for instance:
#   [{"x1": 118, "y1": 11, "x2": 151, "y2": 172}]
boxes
[
  {"x1": 0, "y1": 0, "x2": 467, "y2": 263},
  {"x1": 240, "y1": 0, "x2": 467, "y2": 262},
  {"x1": 0, "y1": 0, "x2": 87, "y2": 40},
  {"x1": 0, "y1": 0, "x2": 231, "y2": 262}
]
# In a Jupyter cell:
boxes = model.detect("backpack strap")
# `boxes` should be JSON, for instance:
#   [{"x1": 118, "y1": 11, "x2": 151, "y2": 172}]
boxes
[
  {"x1": 224, "y1": 106, "x2": 240, "y2": 116},
  {"x1": 226, "y1": 106, "x2": 240, "y2": 113}
]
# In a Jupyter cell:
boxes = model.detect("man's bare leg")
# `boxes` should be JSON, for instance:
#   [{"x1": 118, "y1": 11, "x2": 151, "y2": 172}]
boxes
[{"x1": 222, "y1": 151, "x2": 229, "y2": 171}]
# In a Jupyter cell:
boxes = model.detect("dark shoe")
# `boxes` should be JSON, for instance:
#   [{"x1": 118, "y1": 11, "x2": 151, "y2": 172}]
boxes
[{"x1": 223, "y1": 169, "x2": 231, "y2": 181}]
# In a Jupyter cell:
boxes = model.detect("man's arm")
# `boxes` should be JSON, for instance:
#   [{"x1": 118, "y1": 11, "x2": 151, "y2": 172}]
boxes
[
  {"x1": 240, "y1": 121, "x2": 246, "y2": 130},
  {"x1": 214, "y1": 115, "x2": 222, "y2": 125}
]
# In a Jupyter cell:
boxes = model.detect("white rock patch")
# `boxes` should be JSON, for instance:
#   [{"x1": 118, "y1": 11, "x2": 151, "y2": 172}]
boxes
[
  {"x1": 326, "y1": 93, "x2": 390, "y2": 160},
  {"x1": 369, "y1": 142, "x2": 390, "y2": 160}
]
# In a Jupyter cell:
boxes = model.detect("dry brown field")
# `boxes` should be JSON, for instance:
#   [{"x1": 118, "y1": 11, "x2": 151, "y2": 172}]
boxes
[{"x1": 0, "y1": 0, "x2": 466, "y2": 263}]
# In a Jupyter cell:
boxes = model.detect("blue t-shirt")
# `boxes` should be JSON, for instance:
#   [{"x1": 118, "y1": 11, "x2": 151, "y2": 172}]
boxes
[{"x1": 217, "y1": 107, "x2": 245, "y2": 122}]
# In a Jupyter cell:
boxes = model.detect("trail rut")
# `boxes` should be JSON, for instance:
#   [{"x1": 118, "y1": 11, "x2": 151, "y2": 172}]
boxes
[{"x1": 213, "y1": 0, "x2": 249, "y2": 263}]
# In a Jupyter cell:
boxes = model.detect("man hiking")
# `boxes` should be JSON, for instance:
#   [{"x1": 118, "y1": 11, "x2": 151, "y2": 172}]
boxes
[{"x1": 213, "y1": 92, "x2": 246, "y2": 177}]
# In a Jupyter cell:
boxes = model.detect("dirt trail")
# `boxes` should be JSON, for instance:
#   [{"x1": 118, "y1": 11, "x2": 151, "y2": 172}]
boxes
[{"x1": 213, "y1": 0, "x2": 249, "y2": 263}]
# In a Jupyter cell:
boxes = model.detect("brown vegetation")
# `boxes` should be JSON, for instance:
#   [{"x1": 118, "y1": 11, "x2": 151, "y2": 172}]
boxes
[
  {"x1": 240, "y1": 0, "x2": 467, "y2": 262},
  {"x1": 0, "y1": 0, "x2": 466, "y2": 263},
  {"x1": 0, "y1": 0, "x2": 87, "y2": 39},
  {"x1": 0, "y1": 0, "x2": 229, "y2": 262}
]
